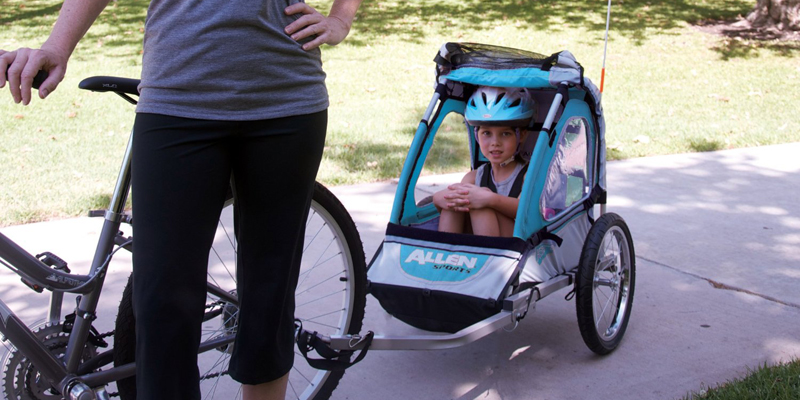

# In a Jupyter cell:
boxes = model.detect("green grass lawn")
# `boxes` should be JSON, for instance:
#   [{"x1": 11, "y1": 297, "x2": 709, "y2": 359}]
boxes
[
  {"x1": 2, "y1": 0, "x2": 799, "y2": 226},
  {"x1": 682, "y1": 359, "x2": 800, "y2": 400}
]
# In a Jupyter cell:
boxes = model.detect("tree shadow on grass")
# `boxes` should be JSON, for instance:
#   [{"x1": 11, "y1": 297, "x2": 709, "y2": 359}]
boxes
[
  {"x1": 695, "y1": 19, "x2": 800, "y2": 60},
  {"x1": 3, "y1": 0, "x2": 148, "y2": 60},
  {"x1": 689, "y1": 137, "x2": 725, "y2": 152},
  {"x1": 7, "y1": 0, "x2": 760, "y2": 53},
  {"x1": 0, "y1": 1, "x2": 61, "y2": 27},
  {"x1": 349, "y1": 0, "x2": 755, "y2": 47}
]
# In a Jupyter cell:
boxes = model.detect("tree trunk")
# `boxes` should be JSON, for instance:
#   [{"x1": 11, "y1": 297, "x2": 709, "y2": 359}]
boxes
[{"x1": 746, "y1": 0, "x2": 800, "y2": 31}]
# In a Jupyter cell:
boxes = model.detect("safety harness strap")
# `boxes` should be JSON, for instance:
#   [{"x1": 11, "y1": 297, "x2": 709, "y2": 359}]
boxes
[
  {"x1": 479, "y1": 164, "x2": 529, "y2": 199},
  {"x1": 528, "y1": 228, "x2": 564, "y2": 248}
]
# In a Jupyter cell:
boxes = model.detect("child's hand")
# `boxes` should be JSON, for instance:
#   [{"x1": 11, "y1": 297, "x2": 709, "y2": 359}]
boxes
[
  {"x1": 434, "y1": 187, "x2": 467, "y2": 212},
  {"x1": 444, "y1": 183, "x2": 494, "y2": 211}
]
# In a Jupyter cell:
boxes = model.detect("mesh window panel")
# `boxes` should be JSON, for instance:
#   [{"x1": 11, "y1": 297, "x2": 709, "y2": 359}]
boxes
[{"x1": 446, "y1": 42, "x2": 549, "y2": 70}]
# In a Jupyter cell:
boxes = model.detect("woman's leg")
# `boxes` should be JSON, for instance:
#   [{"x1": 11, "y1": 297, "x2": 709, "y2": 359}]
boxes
[
  {"x1": 241, "y1": 373, "x2": 288, "y2": 400},
  {"x1": 226, "y1": 110, "x2": 327, "y2": 391},
  {"x1": 131, "y1": 114, "x2": 233, "y2": 400}
]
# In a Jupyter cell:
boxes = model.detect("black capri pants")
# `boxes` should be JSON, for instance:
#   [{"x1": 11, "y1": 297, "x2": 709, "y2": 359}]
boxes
[{"x1": 130, "y1": 110, "x2": 327, "y2": 399}]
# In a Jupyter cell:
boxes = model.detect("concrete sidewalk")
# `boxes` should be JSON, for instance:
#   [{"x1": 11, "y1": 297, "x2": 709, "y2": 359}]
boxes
[
  {"x1": 2, "y1": 143, "x2": 799, "y2": 399},
  {"x1": 329, "y1": 143, "x2": 800, "y2": 400}
]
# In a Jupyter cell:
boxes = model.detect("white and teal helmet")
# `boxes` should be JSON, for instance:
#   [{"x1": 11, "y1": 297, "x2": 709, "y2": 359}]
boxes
[{"x1": 464, "y1": 86, "x2": 535, "y2": 127}]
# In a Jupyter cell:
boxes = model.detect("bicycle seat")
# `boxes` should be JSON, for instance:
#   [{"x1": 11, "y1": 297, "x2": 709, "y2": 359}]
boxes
[{"x1": 78, "y1": 76, "x2": 140, "y2": 96}]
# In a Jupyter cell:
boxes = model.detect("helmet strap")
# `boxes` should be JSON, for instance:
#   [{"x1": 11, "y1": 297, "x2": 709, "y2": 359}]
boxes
[{"x1": 499, "y1": 155, "x2": 516, "y2": 168}]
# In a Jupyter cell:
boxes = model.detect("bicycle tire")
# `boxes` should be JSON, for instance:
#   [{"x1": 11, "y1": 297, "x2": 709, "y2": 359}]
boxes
[
  {"x1": 575, "y1": 212, "x2": 635, "y2": 355},
  {"x1": 114, "y1": 182, "x2": 367, "y2": 399}
]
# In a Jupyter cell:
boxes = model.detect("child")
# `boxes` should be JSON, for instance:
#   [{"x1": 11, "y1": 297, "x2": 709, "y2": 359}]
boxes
[{"x1": 433, "y1": 86, "x2": 535, "y2": 237}]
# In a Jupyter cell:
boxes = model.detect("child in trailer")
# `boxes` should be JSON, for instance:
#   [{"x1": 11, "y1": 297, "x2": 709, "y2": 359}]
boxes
[{"x1": 433, "y1": 86, "x2": 535, "y2": 237}]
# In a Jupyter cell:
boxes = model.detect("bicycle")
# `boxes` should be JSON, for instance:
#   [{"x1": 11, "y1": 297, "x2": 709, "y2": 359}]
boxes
[{"x1": 0, "y1": 74, "x2": 368, "y2": 400}]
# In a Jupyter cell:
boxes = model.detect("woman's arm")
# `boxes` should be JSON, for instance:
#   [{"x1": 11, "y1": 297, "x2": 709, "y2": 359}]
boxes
[
  {"x1": 285, "y1": 0, "x2": 364, "y2": 50},
  {"x1": 1, "y1": 0, "x2": 111, "y2": 105}
]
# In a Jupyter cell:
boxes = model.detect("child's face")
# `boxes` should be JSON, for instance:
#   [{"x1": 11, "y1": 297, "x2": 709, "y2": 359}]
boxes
[{"x1": 476, "y1": 126, "x2": 525, "y2": 164}]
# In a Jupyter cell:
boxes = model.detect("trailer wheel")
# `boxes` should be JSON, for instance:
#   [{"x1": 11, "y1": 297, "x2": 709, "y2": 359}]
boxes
[{"x1": 575, "y1": 213, "x2": 635, "y2": 355}]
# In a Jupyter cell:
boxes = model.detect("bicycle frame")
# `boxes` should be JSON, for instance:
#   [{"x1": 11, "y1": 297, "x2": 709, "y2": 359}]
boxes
[
  {"x1": 0, "y1": 81, "x2": 239, "y2": 398},
  {"x1": 0, "y1": 130, "x2": 134, "y2": 396}
]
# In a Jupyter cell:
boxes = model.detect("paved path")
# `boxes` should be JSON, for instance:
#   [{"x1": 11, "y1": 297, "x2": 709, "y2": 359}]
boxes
[
  {"x1": 1, "y1": 144, "x2": 799, "y2": 399},
  {"x1": 329, "y1": 143, "x2": 800, "y2": 400}
]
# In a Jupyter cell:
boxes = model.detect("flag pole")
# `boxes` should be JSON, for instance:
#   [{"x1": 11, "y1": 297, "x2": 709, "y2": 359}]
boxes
[{"x1": 600, "y1": 0, "x2": 612, "y2": 94}]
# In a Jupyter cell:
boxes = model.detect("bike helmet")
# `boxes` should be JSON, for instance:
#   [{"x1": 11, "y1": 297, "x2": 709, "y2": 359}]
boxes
[{"x1": 464, "y1": 86, "x2": 535, "y2": 127}]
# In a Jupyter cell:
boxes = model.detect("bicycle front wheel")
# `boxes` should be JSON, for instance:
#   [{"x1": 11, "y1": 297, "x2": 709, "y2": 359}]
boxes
[{"x1": 114, "y1": 182, "x2": 367, "y2": 400}]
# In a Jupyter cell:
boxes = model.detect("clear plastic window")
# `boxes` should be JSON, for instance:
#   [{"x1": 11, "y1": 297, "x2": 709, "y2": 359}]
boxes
[
  {"x1": 415, "y1": 112, "x2": 471, "y2": 205},
  {"x1": 541, "y1": 117, "x2": 590, "y2": 220}
]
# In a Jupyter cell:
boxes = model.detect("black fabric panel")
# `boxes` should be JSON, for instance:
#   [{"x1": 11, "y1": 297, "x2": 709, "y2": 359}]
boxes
[
  {"x1": 508, "y1": 164, "x2": 528, "y2": 198},
  {"x1": 479, "y1": 164, "x2": 498, "y2": 194},
  {"x1": 386, "y1": 223, "x2": 529, "y2": 253},
  {"x1": 370, "y1": 282, "x2": 501, "y2": 333}
]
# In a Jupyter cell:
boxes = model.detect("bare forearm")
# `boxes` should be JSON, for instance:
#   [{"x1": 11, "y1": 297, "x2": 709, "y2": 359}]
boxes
[
  {"x1": 42, "y1": 0, "x2": 111, "y2": 59},
  {"x1": 328, "y1": 0, "x2": 363, "y2": 28},
  {"x1": 490, "y1": 195, "x2": 520, "y2": 219}
]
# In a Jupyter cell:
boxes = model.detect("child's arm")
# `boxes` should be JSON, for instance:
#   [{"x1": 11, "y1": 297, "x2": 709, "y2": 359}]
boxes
[
  {"x1": 448, "y1": 173, "x2": 523, "y2": 219},
  {"x1": 485, "y1": 194, "x2": 520, "y2": 219},
  {"x1": 433, "y1": 170, "x2": 476, "y2": 212}
]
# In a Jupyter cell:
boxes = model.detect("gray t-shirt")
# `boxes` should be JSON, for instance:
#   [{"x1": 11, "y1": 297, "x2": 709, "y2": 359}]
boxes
[{"x1": 136, "y1": 0, "x2": 328, "y2": 121}]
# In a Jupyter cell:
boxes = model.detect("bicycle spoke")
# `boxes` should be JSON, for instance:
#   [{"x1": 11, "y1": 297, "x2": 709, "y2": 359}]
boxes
[
  {"x1": 287, "y1": 379, "x2": 300, "y2": 400},
  {"x1": 296, "y1": 251, "x2": 335, "y2": 292},
  {"x1": 296, "y1": 270, "x2": 345, "y2": 297},
  {"x1": 297, "y1": 240, "x2": 337, "y2": 289},
  {"x1": 291, "y1": 364, "x2": 314, "y2": 385},
  {"x1": 218, "y1": 219, "x2": 237, "y2": 254},
  {"x1": 302, "y1": 222, "x2": 327, "y2": 253},
  {"x1": 297, "y1": 288, "x2": 345, "y2": 308},
  {"x1": 595, "y1": 287, "x2": 615, "y2": 329}
]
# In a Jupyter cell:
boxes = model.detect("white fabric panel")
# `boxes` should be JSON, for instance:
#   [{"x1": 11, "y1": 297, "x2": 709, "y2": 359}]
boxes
[
  {"x1": 368, "y1": 236, "x2": 522, "y2": 300},
  {"x1": 520, "y1": 215, "x2": 591, "y2": 284}
]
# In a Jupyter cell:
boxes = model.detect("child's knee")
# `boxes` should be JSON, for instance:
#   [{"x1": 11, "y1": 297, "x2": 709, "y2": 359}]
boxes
[{"x1": 469, "y1": 209, "x2": 500, "y2": 236}]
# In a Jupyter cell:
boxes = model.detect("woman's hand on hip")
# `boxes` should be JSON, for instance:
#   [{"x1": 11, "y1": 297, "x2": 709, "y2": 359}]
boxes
[{"x1": 285, "y1": 2, "x2": 353, "y2": 51}]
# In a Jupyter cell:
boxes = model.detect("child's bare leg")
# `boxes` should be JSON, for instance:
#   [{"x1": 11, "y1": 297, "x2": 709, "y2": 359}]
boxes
[
  {"x1": 438, "y1": 209, "x2": 466, "y2": 233},
  {"x1": 497, "y1": 214, "x2": 516, "y2": 237},
  {"x1": 469, "y1": 208, "x2": 500, "y2": 236}
]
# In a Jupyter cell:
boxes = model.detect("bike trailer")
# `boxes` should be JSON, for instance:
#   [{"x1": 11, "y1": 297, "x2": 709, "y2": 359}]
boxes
[{"x1": 367, "y1": 43, "x2": 607, "y2": 333}]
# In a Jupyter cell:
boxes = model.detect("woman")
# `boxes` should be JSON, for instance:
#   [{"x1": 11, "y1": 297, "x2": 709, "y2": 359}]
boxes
[{"x1": 1, "y1": 0, "x2": 363, "y2": 399}]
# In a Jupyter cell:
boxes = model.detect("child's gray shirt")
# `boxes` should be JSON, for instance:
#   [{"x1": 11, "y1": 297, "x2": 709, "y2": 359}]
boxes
[{"x1": 474, "y1": 163, "x2": 526, "y2": 196}]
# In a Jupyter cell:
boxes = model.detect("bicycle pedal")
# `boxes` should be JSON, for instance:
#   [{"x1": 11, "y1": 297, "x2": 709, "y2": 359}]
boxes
[
  {"x1": 21, "y1": 252, "x2": 70, "y2": 292},
  {"x1": 36, "y1": 251, "x2": 70, "y2": 273}
]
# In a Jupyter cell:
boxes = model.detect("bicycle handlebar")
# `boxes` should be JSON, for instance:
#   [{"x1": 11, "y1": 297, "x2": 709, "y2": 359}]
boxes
[{"x1": 4, "y1": 66, "x2": 48, "y2": 89}]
